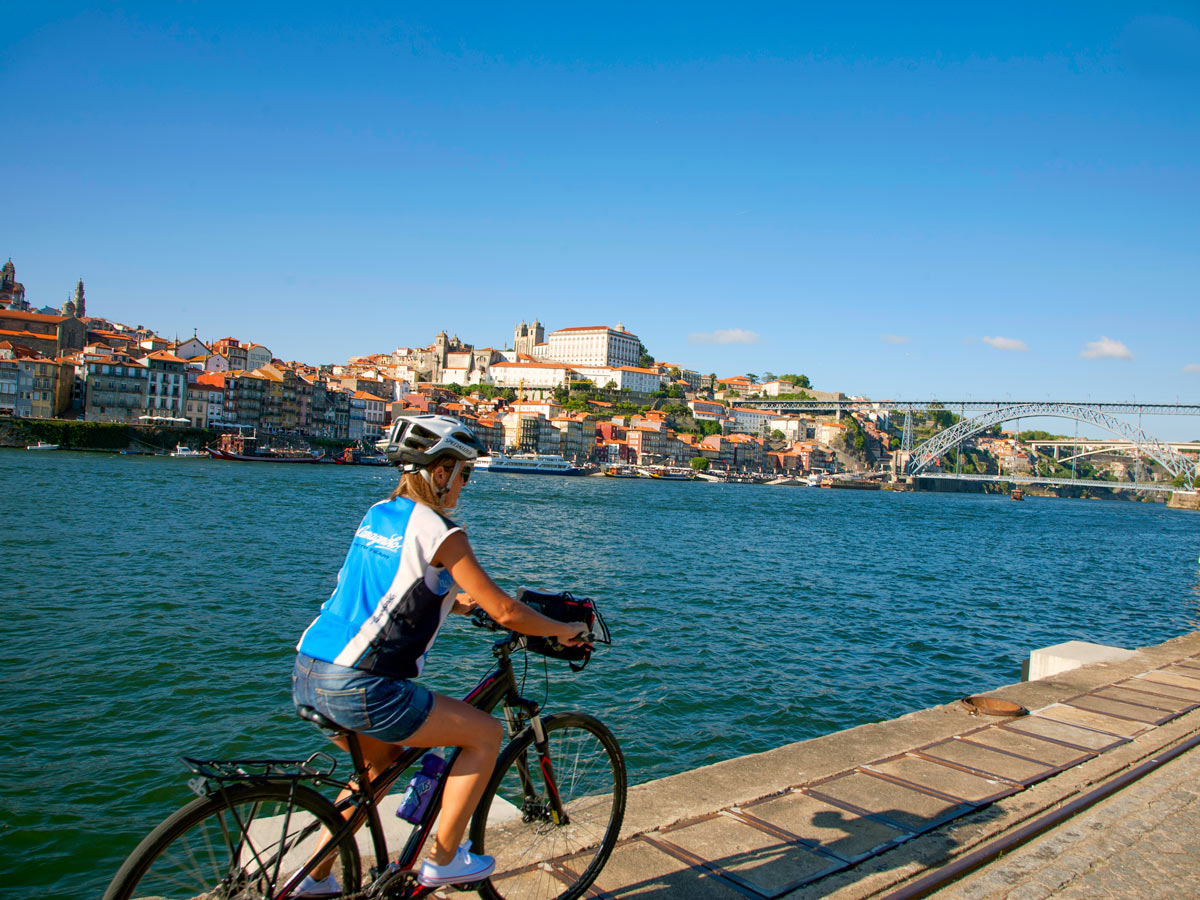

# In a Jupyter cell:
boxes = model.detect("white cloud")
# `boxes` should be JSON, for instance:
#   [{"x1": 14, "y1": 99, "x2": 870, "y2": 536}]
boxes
[
  {"x1": 1081, "y1": 336, "x2": 1134, "y2": 360},
  {"x1": 1185, "y1": 363, "x2": 1200, "y2": 373},
  {"x1": 882, "y1": 334, "x2": 911, "y2": 344},
  {"x1": 688, "y1": 329, "x2": 761, "y2": 345},
  {"x1": 982, "y1": 336, "x2": 1030, "y2": 352}
]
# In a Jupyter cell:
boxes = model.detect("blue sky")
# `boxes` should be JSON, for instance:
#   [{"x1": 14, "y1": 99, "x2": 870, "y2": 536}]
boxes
[{"x1": 3, "y1": 4, "x2": 1199, "y2": 437}]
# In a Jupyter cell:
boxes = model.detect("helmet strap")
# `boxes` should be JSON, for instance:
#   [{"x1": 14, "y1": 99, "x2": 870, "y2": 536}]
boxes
[{"x1": 419, "y1": 460, "x2": 464, "y2": 511}]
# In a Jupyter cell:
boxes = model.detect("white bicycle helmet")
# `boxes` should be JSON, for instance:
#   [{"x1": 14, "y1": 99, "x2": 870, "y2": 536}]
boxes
[{"x1": 376, "y1": 414, "x2": 483, "y2": 471}]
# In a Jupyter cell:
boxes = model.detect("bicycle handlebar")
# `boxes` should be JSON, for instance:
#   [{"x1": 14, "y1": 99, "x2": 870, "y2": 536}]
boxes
[{"x1": 467, "y1": 607, "x2": 596, "y2": 646}]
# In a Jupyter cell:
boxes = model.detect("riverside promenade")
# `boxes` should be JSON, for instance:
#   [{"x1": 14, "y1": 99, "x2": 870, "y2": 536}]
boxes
[{"x1": 557, "y1": 630, "x2": 1200, "y2": 900}]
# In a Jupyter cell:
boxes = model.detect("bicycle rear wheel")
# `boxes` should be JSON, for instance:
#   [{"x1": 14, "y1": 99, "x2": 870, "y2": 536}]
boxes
[
  {"x1": 102, "y1": 782, "x2": 361, "y2": 900},
  {"x1": 470, "y1": 712, "x2": 626, "y2": 900}
]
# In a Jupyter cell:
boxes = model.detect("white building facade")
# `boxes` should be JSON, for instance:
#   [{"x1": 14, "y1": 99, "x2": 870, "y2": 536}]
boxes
[{"x1": 538, "y1": 324, "x2": 640, "y2": 369}]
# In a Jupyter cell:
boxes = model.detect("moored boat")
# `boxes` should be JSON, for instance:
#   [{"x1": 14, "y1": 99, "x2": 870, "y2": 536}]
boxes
[
  {"x1": 206, "y1": 432, "x2": 324, "y2": 463},
  {"x1": 169, "y1": 443, "x2": 207, "y2": 458},
  {"x1": 26, "y1": 441, "x2": 59, "y2": 451},
  {"x1": 648, "y1": 466, "x2": 696, "y2": 481},
  {"x1": 603, "y1": 465, "x2": 642, "y2": 478},
  {"x1": 476, "y1": 453, "x2": 581, "y2": 475},
  {"x1": 335, "y1": 446, "x2": 389, "y2": 466},
  {"x1": 1011, "y1": 487, "x2": 1024, "y2": 501}
]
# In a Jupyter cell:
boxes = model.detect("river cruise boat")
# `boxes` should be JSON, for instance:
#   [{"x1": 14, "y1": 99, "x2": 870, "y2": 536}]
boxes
[
  {"x1": 207, "y1": 432, "x2": 324, "y2": 463},
  {"x1": 26, "y1": 441, "x2": 59, "y2": 451},
  {"x1": 603, "y1": 465, "x2": 642, "y2": 478},
  {"x1": 169, "y1": 443, "x2": 207, "y2": 458},
  {"x1": 648, "y1": 466, "x2": 696, "y2": 481},
  {"x1": 476, "y1": 453, "x2": 581, "y2": 476},
  {"x1": 1011, "y1": 487, "x2": 1024, "y2": 501}
]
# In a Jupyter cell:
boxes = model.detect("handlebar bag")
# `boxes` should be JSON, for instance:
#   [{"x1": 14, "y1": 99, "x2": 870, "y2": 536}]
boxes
[{"x1": 516, "y1": 588, "x2": 606, "y2": 671}]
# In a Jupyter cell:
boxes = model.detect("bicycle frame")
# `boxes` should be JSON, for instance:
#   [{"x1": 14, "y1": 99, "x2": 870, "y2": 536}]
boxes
[{"x1": 277, "y1": 633, "x2": 546, "y2": 899}]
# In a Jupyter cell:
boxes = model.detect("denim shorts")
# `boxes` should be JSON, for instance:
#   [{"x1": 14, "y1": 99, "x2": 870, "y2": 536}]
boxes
[{"x1": 292, "y1": 653, "x2": 435, "y2": 743}]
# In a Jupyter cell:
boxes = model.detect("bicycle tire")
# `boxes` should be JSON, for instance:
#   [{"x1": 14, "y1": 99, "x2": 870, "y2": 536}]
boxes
[
  {"x1": 102, "y1": 781, "x2": 361, "y2": 900},
  {"x1": 469, "y1": 712, "x2": 626, "y2": 900}
]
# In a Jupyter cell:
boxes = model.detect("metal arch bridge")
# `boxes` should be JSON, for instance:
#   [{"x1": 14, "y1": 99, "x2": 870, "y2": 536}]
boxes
[{"x1": 903, "y1": 402, "x2": 1198, "y2": 480}]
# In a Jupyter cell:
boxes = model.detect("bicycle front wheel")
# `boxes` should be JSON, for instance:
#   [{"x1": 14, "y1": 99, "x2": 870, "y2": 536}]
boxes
[
  {"x1": 102, "y1": 782, "x2": 361, "y2": 900},
  {"x1": 470, "y1": 712, "x2": 626, "y2": 900}
]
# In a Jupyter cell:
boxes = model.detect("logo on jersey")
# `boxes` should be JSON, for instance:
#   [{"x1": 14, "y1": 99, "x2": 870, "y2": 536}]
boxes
[{"x1": 355, "y1": 525, "x2": 403, "y2": 553}]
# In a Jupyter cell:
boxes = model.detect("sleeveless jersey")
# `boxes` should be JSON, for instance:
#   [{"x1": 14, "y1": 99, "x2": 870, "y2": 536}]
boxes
[{"x1": 297, "y1": 496, "x2": 463, "y2": 679}]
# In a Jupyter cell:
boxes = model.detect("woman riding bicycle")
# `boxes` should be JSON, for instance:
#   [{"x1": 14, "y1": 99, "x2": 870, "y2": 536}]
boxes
[{"x1": 292, "y1": 414, "x2": 589, "y2": 893}]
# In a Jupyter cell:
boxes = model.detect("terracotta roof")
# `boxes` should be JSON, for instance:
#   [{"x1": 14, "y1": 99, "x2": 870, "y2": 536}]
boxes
[{"x1": 0, "y1": 309, "x2": 67, "y2": 324}]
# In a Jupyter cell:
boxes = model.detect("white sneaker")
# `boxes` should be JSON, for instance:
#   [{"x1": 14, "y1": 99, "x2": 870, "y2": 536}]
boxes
[
  {"x1": 416, "y1": 841, "x2": 496, "y2": 887},
  {"x1": 294, "y1": 872, "x2": 341, "y2": 896}
]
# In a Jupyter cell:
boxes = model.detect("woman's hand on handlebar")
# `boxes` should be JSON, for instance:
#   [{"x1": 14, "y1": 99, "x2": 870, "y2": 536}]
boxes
[
  {"x1": 451, "y1": 591, "x2": 477, "y2": 615},
  {"x1": 555, "y1": 621, "x2": 592, "y2": 648}
]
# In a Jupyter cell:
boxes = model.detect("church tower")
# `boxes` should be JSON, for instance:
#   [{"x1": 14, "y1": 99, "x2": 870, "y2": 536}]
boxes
[
  {"x1": 0, "y1": 259, "x2": 27, "y2": 311},
  {"x1": 74, "y1": 279, "x2": 86, "y2": 318}
]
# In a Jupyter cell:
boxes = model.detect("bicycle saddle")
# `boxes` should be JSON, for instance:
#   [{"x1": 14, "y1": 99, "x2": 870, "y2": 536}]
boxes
[{"x1": 296, "y1": 704, "x2": 348, "y2": 734}]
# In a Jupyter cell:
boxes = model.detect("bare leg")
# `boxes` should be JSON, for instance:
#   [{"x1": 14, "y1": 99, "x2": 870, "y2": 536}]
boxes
[
  {"x1": 308, "y1": 692, "x2": 502, "y2": 878},
  {"x1": 400, "y1": 694, "x2": 503, "y2": 865}
]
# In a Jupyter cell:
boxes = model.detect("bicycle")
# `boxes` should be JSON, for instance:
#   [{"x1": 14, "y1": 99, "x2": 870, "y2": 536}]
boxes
[{"x1": 103, "y1": 593, "x2": 625, "y2": 900}]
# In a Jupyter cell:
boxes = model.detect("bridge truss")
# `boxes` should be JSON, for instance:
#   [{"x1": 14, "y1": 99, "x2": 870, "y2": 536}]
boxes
[{"x1": 905, "y1": 402, "x2": 1198, "y2": 480}]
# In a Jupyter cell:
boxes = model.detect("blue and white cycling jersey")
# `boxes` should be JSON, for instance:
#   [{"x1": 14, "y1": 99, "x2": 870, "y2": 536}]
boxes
[{"x1": 297, "y1": 496, "x2": 463, "y2": 680}]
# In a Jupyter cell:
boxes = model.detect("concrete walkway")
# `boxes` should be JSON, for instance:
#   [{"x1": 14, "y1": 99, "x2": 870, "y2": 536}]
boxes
[
  {"x1": 929, "y1": 743, "x2": 1200, "y2": 900},
  {"x1": 568, "y1": 631, "x2": 1200, "y2": 900}
]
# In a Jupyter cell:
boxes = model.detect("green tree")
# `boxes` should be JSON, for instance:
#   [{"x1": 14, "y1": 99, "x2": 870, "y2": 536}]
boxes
[
  {"x1": 781, "y1": 374, "x2": 811, "y2": 389},
  {"x1": 638, "y1": 343, "x2": 655, "y2": 367},
  {"x1": 689, "y1": 456, "x2": 710, "y2": 471}
]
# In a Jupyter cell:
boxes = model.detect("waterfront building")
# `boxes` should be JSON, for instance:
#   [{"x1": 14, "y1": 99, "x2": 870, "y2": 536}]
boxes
[
  {"x1": 140, "y1": 351, "x2": 188, "y2": 417},
  {"x1": 223, "y1": 370, "x2": 266, "y2": 429},
  {"x1": 195, "y1": 372, "x2": 228, "y2": 425},
  {"x1": 295, "y1": 373, "x2": 313, "y2": 433},
  {"x1": 0, "y1": 357, "x2": 16, "y2": 415},
  {"x1": 550, "y1": 413, "x2": 597, "y2": 461},
  {"x1": 0, "y1": 260, "x2": 28, "y2": 311},
  {"x1": 84, "y1": 354, "x2": 149, "y2": 423},
  {"x1": 355, "y1": 390, "x2": 387, "y2": 441},
  {"x1": 15, "y1": 357, "x2": 73, "y2": 419},
  {"x1": 501, "y1": 408, "x2": 560, "y2": 454}
]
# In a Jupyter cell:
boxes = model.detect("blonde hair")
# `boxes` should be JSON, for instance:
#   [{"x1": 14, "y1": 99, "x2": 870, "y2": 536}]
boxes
[{"x1": 389, "y1": 458, "x2": 454, "y2": 514}]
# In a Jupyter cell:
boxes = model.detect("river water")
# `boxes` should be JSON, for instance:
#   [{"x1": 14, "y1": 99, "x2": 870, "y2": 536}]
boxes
[{"x1": 3, "y1": 449, "x2": 1198, "y2": 897}]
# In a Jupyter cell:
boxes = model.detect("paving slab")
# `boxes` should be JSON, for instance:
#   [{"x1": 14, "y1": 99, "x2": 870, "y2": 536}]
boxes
[
  {"x1": 739, "y1": 790, "x2": 908, "y2": 863},
  {"x1": 1034, "y1": 702, "x2": 1153, "y2": 737}
]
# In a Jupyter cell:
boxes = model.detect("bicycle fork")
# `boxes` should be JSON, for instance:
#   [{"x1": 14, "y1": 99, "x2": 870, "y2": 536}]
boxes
[{"x1": 506, "y1": 707, "x2": 570, "y2": 828}]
